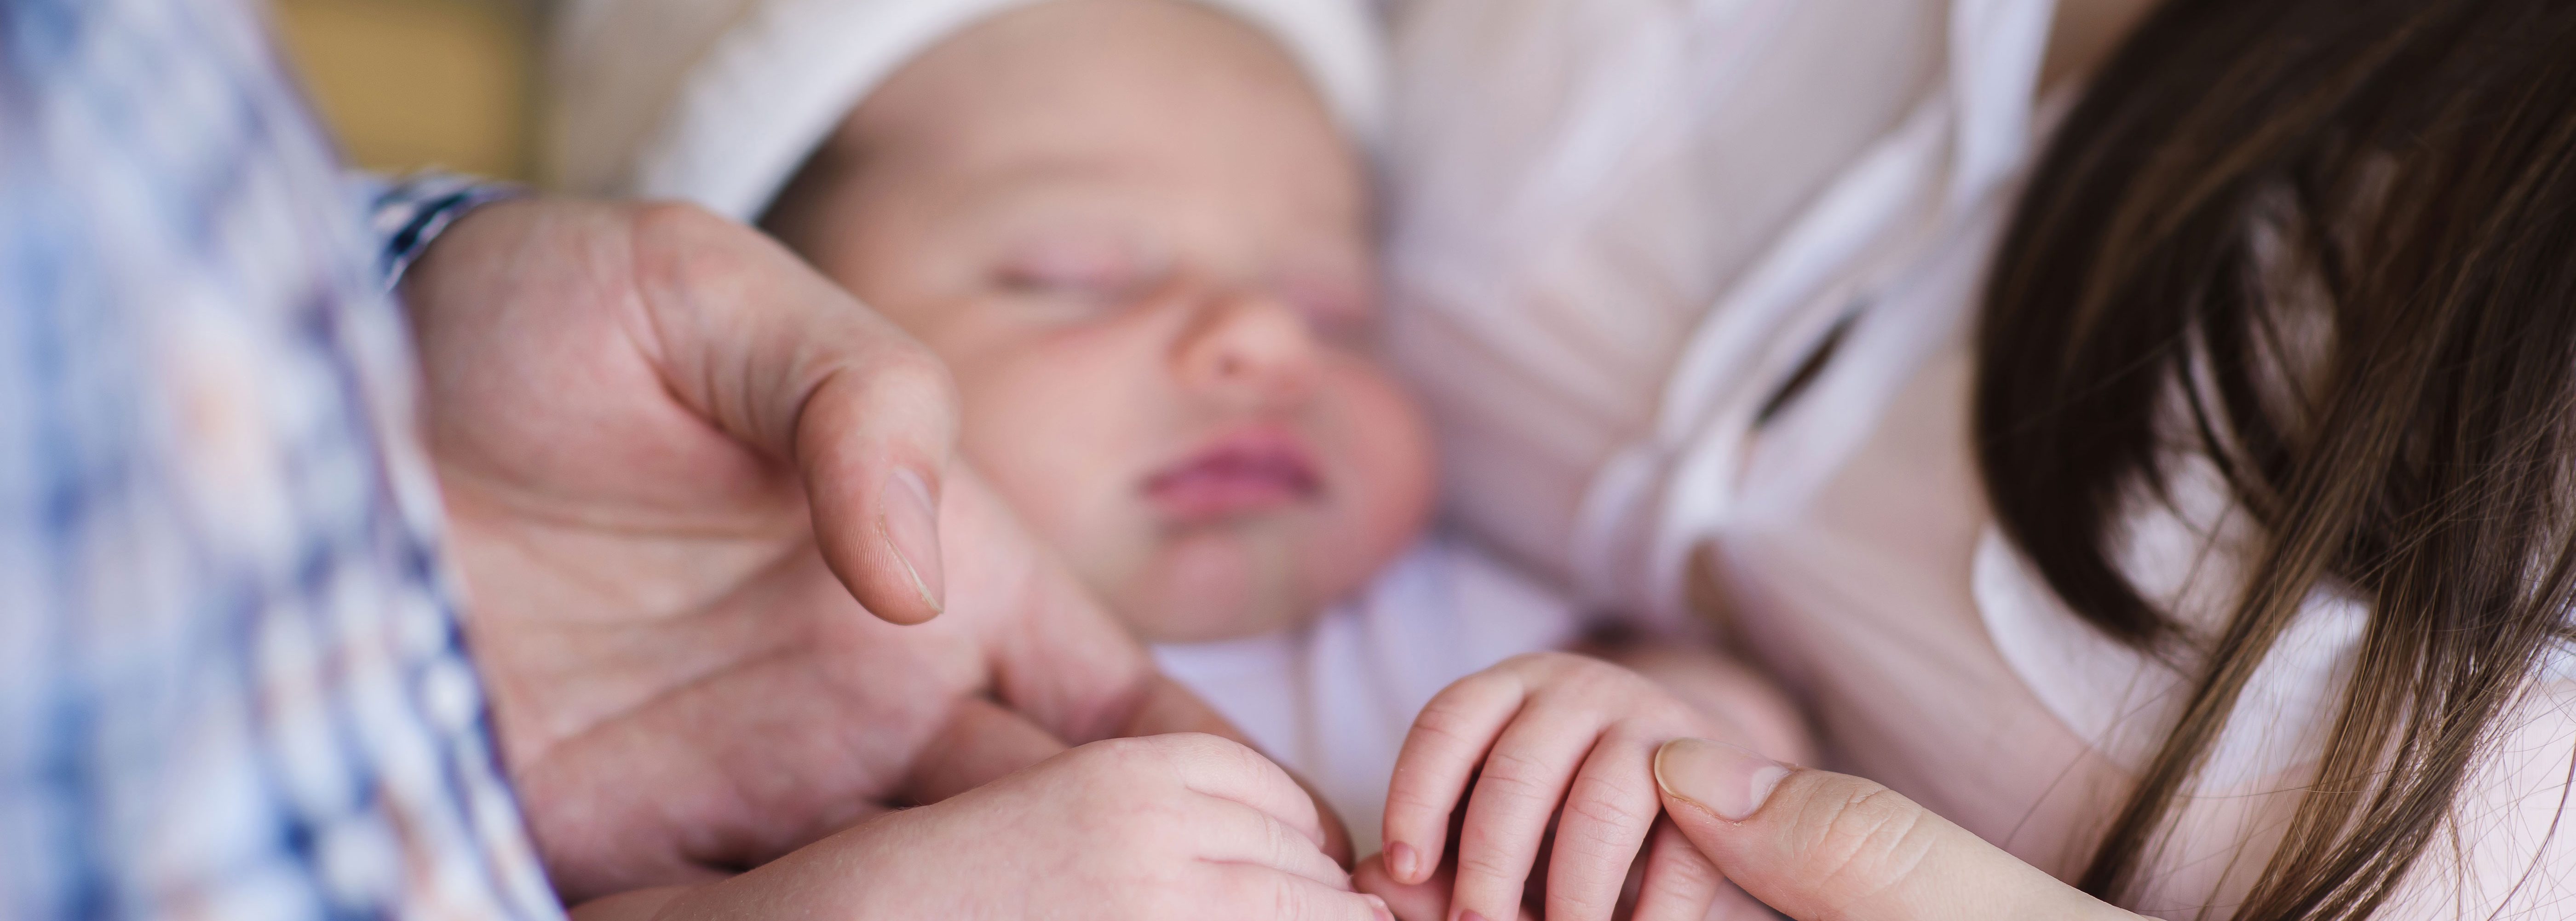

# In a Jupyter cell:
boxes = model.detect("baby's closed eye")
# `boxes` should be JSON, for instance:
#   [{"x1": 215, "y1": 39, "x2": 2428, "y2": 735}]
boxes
[{"x1": 993, "y1": 232, "x2": 1169, "y2": 307}]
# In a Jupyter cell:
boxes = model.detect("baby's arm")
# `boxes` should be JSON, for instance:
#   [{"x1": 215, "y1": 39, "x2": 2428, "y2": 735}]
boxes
[
  {"x1": 1372, "y1": 645, "x2": 1811, "y2": 921},
  {"x1": 568, "y1": 735, "x2": 1387, "y2": 921}
]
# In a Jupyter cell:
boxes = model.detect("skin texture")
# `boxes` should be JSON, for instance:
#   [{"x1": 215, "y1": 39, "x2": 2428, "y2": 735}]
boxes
[
  {"x1": 1650, "y1": 739, "x2": 2143, "y2": 921},
  {"x1": 574, "y1": 735, "x2": 1399, "y2": 921},
  {"x1": 765, "y1": 7, "x2": 1814, "y2": 920},
  {"x1": 765, "y1": 0, "x2": 1435, "y2": 645},
  {"x1": 1359, "y1": 652, "x2": 1808, "y2": 921},
  {"x1": 381, "y1": 0, "x2": 2180, "y2": 915},
  {"x1": 400, "y1": 197, "x2": 1346, "y2": 904}
]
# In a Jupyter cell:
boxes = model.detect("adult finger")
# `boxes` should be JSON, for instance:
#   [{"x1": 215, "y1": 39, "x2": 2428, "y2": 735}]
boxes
[
  {"x1": 626, "y1": 202, "x2": 957, "y2": 626},
  {"x1": 1651, "y1": 740, "x2": 2140, "y2": 921},
  {"x1": 933, "y1": 477, "x2": 1347, "y2": 864},
  {"x1": 1542, "y1": 727, "x2": 1664, "y2": 921},
  {"x1": 1212, "y1": 864, "x2": 1398, "y2": 921},
  {"x1": 940, "y1": 467, "x2": 1157, "y2": 738},
  {"x1": 900, "y1": 696, "x2": 1070, "y2": 805},
  {"x1": 1449, "y1": 703, "x2": 1600, "y2": 921},
  {"x1": 1380, "y1": 672, "x2": 1527, "y2": 885}
]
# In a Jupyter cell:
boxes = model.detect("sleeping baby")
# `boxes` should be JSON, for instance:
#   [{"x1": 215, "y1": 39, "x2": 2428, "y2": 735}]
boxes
[{"x1": 551, "y1": 0, "x2": 1808, "y2": 918}]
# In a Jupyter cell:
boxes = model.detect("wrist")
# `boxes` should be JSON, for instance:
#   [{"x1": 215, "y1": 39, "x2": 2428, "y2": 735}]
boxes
[{"x1": 368, "y1": 171, "x2": 525, "y2": 289}]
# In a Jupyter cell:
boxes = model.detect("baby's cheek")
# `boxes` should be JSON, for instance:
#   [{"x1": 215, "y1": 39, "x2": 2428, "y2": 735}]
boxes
[
  {"x1": 1309, "y1": 370, "x2": 1438, "y2": 590},
  {"x1": 951, "y1": 357, "x2": 1154, "y2": 578}
]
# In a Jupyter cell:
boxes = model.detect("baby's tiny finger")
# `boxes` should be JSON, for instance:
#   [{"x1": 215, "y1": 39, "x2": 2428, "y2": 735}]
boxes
[
  {"x1": 1213, "y1": 863, "x2": 1392, "y2": 921},
  {"x1": 1629, "y1": 818, "x2": 1729, "y2": 921},
  {"x1": 1382, "y1": 672, "x2": 1527, "y2": 885},
  {"x1": 1542, "y1": 731, "x2": 1664, "y2": 921},
  {"x1": 1449, "y1": 705, "x2": 1600, "y2": 921},
  {"x1": 1353, "y1": 852, "x2": 1451, "y2": 921}
]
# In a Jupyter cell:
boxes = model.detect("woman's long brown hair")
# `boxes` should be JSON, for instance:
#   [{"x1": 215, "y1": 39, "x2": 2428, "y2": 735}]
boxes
[{"x1": 1976, "y1": 0, "x2": 2576, "y2": 917}]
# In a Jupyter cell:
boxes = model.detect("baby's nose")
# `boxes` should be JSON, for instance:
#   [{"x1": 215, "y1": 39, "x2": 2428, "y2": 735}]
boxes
[{"x1": 1172, "y1": 292, "x2": 1320, "y2": 407}]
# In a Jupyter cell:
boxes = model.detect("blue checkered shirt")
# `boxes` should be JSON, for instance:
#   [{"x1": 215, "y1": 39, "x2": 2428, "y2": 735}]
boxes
[{"x1": 0, "y1": 0, "x2": 563, "y2": 918}]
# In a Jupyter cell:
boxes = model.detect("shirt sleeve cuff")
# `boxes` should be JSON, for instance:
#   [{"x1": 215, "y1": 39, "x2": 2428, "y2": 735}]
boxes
[{"x1": 364, "y1": 172, "x2": 527, "y2": 289}]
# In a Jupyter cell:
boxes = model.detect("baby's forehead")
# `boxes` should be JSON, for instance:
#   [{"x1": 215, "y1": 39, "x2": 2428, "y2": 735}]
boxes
[
  {"x1": 847, "y1": 129, "x2": 1372, "y2": 267},
  {"x1": 919, "y1": 70, "x2": 1354, "y2": 190}
]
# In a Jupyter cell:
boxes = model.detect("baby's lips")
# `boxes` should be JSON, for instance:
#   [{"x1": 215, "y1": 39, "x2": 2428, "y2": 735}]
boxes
[{"x1": 1141, "y1": 426, "x2": 1323, "y2": 520}]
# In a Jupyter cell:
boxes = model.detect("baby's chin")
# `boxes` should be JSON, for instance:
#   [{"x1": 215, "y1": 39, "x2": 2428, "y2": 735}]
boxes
[{"x1": 1105, "y1": 525, "x2": 1369, "y2": 645}]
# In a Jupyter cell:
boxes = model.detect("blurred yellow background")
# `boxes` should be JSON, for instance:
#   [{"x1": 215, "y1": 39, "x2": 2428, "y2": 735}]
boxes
[{"x1": 274, "y1": 0, "x2": 539, "y2": 180}]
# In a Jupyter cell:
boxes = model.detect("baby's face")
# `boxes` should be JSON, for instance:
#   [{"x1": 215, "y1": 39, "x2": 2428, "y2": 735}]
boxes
[{"x1": 768, "y1": 0, "x2": 1433, "y2": 642}]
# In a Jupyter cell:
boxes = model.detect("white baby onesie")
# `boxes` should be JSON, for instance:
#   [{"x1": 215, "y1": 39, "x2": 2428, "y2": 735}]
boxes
[{"x1": 1153, "y1": 536, "x2": 1585, "y2": 855}]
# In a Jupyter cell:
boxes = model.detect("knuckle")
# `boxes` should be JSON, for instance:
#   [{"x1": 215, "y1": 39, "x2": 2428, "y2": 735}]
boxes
[
  {"x1": 1087, "y1": 734, "x2": 1155, "y2": 763},
  {"x1": 1409, "y1": 695, "x2": 1486, "y2": 742},
  {"x1": 1571, "y1": 660, "x2": 1647, "y2": 696},
  {"x1": 1556, "y1": 836, "x2": 1635, "y2": 878},
  {"x1": 627, "y1": 202, "x2": 740, "y2": 275},
  {"x1": 1168, "y1": 732, "x2": 1274, "y2": 781},
  {"x1": 1198, "y1": 731, "x2": 1270, "y2": 770},
  {"x1": 1500, "y1": 650, "x2": 1578, "y2": 674},
  {"x1": 1465, "y1": 754, "x2": 1570, "y2": 820},
  {"x1": 627, "y1": 200, "x2": 731, "y2": 246},
  {"x1": 1563, "y1": 777, "x2": 1653, "y2": 836},
  {"x1": 1454, "y1": 848, "x2": 1524, "y2": 885},
  {"x1": 1261, "y1": 811, "x2": 1302, "y2": 868},
  {"x1": 1079, "y1": 737, "x2": 1168, "y2": 784},
  {"x1": 1210, "y1": 867, "x2": 1307, "y2": 921},
  {"x1": 1404, "y1": 694, "x2": 1505, "y2": 756},
  {"x1": 623, "y1": 201, "x2": 783, "y2": 325},
  {"x1": 858, "y1": 334, "x2": 948, "y2": 379},
  {"x1": 1478, "y1": 747, "x2": 1562, "y2": 792},
  {"x1": 1383, "y1": 783, "x2": 1459, "y2": 819},
  {"x1": 1654, "y1": 840, "x2": 1726, "y2": 891},
  {"x1": 1552, "y1": 884, "x2": 1621, "y2": 920},
  {"x1": 1801, "y1": 784, "x2": 1938, "y2": 909},
  {"x1": 842, "y1": 345, "x2": 958, "y2": 414},
  {"x1": 1160, "y1": 730, "x2": 1232, "y2": 754}
]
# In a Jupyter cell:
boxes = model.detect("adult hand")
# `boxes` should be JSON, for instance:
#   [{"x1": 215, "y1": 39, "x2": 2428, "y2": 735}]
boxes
[
  {"x1": 400, "y1": 198, "x2": 1340, "y2": 901},
  {"x1": 1649, "y1": 739, "x2": 2144, "y2": 921},
  {"x1": 575, "y1": 735, "x2": 1395, "y2": 921}
]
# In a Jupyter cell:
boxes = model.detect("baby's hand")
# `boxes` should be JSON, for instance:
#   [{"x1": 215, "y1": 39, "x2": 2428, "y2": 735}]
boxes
[
  {"x1": 1377, "y1": 652, "x2": 1766, "y2": 921},
  {"x1": 574, "y1": 735, "x2": 1391, "y2": 921}
]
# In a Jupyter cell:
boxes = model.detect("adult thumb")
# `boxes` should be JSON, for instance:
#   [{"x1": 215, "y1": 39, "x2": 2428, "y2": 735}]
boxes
[
  {"x1": 627, "y1": 202, "x2": 958, "y2": 625},
  {"x1": 1650, "y1": 739, "x2": 2139, "y2": 921}
]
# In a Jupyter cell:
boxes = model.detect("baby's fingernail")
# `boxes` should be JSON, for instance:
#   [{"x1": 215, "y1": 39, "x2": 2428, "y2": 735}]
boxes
[
  {"x1": 1655, "y1": 738, "x2": 1790, "y2": 822},
  {"x1": 876, "y1": 466, "x2": 945, "y2": 616},
  {"x1": 1367, "y1": 895, "x2": 1395, "y2": 921},
  {"x1": 1454, "y1": 912, "x2": 1487, "y2": 921},
  {"x1": 1387, "y1": 841, "x2": 1422, "y2": 883}
]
